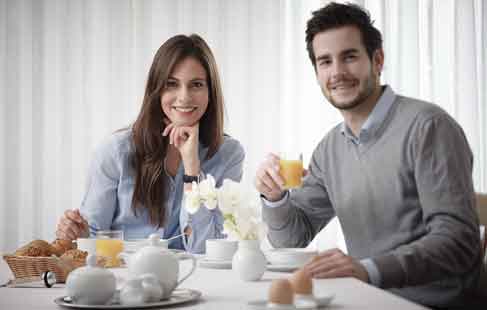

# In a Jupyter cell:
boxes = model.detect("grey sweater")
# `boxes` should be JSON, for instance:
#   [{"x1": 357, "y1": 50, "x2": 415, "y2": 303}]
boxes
[{"x1": 263, "y1": 95, "x2": 484, "y2": 307}]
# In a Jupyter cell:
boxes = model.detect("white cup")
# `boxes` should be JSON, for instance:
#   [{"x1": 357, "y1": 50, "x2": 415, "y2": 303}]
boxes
[
  {"x1": 76, "y1": 238, "x2": 97, "y2": 255},
  {"x1": 205, "y1": 239, "x2": 238, "y2": 261},
  {"x1": 124, "y1": 238, "x2": 168, "y2": 253},
  {"x1": 265, "y1": 248, "x2": 318, "y2": 267}
]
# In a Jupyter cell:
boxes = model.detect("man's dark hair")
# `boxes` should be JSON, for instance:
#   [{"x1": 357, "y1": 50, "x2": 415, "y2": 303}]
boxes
[{"x1": 305, "y1": 2, "x2": 382, "y2": 68}]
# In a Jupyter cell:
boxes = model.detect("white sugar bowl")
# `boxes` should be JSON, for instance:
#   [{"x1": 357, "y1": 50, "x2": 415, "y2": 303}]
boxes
[{"x1": 65, "y1": 254, "x2": 116, "y2": 305}]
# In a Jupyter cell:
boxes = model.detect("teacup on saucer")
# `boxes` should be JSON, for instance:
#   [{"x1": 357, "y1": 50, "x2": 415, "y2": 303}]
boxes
[
  {"x1": 265, "y1": 248, "x2": 317, "y2": 267},
  {"x1": 205, "y1": 239, "x2": 238, "y2": 261}
]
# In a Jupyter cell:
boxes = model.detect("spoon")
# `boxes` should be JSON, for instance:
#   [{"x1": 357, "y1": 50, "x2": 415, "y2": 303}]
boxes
[{"x1": 166, "y1": 232, "x2": 188, "y2": 242}]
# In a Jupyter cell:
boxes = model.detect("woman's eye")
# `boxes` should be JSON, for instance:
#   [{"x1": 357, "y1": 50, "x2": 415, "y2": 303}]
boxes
[
  {"x1": 192, "y1": 81, "x2": 205, "y2": 88},
  {"x1": 165, "y1": 81, "x2": 177, "y2": 88}
]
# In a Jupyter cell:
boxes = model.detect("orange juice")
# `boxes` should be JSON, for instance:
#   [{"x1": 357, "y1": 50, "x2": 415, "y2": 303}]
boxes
[
  {"x1": 96, "y1": 238, "x2": 124, "y2": 267},
  {"x1": 279, "y1": 159, "x2": 303, "y2": 189}
]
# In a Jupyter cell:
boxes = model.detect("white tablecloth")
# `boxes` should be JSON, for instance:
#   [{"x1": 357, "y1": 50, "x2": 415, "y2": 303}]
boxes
[{"x1": 0, "y1": 257, "x2": 429, "y2": 310}]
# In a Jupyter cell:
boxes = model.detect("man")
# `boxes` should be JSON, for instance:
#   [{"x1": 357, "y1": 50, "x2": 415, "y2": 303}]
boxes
[{"x1": 255, "y1": 2, "x2": 486, "y2": 308}]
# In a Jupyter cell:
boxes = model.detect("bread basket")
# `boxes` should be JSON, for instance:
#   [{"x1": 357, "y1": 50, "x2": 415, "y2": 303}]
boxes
[{"x1": 3, "y1": 254, "x2": 85, "y2": 283}]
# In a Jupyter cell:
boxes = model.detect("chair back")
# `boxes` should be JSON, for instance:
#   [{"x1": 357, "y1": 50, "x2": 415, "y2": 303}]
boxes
[{"x1": 476, "y1": 193, "x2": 487, "y2": 227}]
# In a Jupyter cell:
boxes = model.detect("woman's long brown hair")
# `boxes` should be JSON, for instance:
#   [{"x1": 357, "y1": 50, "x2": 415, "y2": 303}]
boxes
[{"x1": 131, "y1": 34, "x2": 225, "y2": 227}]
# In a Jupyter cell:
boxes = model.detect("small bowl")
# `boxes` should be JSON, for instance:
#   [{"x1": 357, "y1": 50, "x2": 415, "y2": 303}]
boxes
[
  {"x1": 65, "y1": 254, "x2": 116, "y2": 305},
  {"x1": 265, "y1": 248, "x2": 317, "y2": 267}
]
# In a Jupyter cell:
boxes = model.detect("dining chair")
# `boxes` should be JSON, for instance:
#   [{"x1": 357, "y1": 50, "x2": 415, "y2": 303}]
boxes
[{"x1": 476, "y1": 193, "x2": 487, "y2": 263}]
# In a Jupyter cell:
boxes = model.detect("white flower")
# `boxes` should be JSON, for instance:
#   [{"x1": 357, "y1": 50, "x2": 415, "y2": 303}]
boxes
[
  {"x1": 217, "y1": 179, "x2": 241, "y2": 215},
  {"x1": 199, "y1": 175, "x2": 218, "y2": 210},
  {"x1": 184, "y1": 181, "x2": 201, "y2": 215},
  {"x1": 184, "y1": 175, "x2": 266, "y2": 241}
]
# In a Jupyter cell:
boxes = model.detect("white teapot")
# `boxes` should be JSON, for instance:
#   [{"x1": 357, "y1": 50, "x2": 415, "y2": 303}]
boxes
[{"x1": 118, "y1": 233, "x2": 196, "y2": 299}]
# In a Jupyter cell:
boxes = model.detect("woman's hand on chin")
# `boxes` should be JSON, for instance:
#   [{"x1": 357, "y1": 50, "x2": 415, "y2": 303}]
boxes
[{"x1": 162, "y1": 120, "x2": 200, "y2": 175}]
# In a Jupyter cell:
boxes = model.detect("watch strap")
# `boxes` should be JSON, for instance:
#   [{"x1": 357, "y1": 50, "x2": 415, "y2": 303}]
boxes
[{"x1": 183, "y1": 174, "x2": 200, "y2": 183}]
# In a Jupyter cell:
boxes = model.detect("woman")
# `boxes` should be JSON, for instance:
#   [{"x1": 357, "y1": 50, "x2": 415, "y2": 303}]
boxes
[{"x1": 55, "y1": 34, "x2": 245, "y2": 253}]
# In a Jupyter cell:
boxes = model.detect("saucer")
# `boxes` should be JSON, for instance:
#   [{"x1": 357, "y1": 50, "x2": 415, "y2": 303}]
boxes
[
  {"x1": 247, "y1": 294, "x2": 334, "y2": 309},
  {"x1": 198, "y1": 258, "x2": 232, "y2": 269},
  {"x1": 54, "y1": 288, "x2": 202, "y2": 309},
  {"x1": 266, "y1": 264, "x2": 300, "y2": 272}
]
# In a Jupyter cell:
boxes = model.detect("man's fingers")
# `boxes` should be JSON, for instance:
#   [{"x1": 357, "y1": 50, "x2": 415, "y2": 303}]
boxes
[
  {"x1": 254, "y1": 175, "x2": 272, "y2": 193},
  {"x1": 257, "y1": 168, "x2": 281, "y2": 193},
  {"x1": 311, "y1": 265, "x2": 354, "y2": 279},
  {"x1": 305, "y1": 249, "x2": 345, "y2": 270}
]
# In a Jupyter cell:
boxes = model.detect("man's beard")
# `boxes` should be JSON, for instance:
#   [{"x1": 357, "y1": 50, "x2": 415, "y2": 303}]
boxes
[{"x1": 323, "y1": 70, "x2": 377, "y2": 111}]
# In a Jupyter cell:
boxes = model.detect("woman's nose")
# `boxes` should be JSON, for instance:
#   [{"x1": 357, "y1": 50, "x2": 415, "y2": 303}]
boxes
[{"x1": 176, "y1": 87, "x2": 190, "y2": 104}]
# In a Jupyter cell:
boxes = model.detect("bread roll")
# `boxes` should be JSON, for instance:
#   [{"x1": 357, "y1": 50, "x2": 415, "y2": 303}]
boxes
[{"x1": 61, "y1": 249, "x2": 88, "y2": 262}]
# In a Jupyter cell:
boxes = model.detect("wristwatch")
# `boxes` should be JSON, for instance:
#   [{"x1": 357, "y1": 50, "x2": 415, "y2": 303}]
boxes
[{"x1": 183, "y1": 174, "x2": 200, "y2": 184}]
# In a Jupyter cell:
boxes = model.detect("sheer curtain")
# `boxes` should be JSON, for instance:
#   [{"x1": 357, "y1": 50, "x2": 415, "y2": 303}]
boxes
[{"x1": 1, "y1": 0, "x2": 485, "y2": 253}]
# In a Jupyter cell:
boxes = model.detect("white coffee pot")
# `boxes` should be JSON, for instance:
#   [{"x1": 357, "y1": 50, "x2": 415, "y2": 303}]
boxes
[{"x1": 118, "y1": 233, "x2": 196, "y2": 299}]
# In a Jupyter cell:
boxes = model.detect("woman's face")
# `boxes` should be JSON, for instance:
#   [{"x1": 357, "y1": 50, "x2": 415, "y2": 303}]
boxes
[{"x1": 161, "y1": 57, "x2": 209, "y2": 126}]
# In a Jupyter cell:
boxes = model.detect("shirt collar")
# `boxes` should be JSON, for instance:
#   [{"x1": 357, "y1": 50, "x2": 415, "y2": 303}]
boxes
[{"x1": 340, "y1": 85, "x2": 396, "y2": 144}]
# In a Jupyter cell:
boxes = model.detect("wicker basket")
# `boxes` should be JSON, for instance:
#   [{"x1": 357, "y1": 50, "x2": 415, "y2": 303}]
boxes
[{"x1": 2, "y1": 255, "x2": 85, "y2": 283}]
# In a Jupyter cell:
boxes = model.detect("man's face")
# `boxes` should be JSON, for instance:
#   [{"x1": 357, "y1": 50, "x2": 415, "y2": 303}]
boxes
[{"x1": 312, "y1": 26, "x2": 383, "y2": 110}]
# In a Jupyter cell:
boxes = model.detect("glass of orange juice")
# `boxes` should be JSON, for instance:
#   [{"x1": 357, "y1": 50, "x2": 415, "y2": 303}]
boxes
[
  {"x1": 95, "y1": 230, "x2": 124, "y2": 268},
  {"x1": 279, "y1": 152, "x2": 303, "y2": 189}
]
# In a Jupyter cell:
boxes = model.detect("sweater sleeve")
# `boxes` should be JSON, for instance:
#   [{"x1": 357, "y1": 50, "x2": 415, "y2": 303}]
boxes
[
  {"x1": 262, "y1": 143, "x2": 336, "y2": 248},
  {"x1": 372, "y1": 113, "x2": 481, "y2": 288}
]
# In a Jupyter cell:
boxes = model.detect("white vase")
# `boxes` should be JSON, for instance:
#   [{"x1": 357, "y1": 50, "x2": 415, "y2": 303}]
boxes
[{"x1": 232, "y1": 239, "x2": 266, "y2": 281}]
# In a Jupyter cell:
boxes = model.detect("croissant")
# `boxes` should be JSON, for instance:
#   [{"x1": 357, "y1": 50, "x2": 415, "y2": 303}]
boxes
[
  {"x1": 51, "y1": 239, "x2": 76, "y2": 256},
  {"x1": 14, "y1": 239, "x2": 54, "y2": 257}
]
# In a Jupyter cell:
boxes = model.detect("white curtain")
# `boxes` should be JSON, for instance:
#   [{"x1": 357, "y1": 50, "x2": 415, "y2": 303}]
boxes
[{"x1": 1, "y1": 0, "x2": 485, "y2": 253}]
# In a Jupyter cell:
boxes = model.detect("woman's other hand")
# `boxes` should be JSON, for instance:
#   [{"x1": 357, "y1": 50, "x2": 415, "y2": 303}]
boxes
[
  {"x1": 56, "y1": 209, "x2": 89, "y2": 240},
  {"x1": 162, "y1": 120, "x2": 200, "y2": 175}
]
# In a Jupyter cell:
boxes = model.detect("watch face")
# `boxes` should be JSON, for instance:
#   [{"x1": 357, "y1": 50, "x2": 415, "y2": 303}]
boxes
[{"x1": 183, "y1": 175, "x2": 199, "y2": 183}]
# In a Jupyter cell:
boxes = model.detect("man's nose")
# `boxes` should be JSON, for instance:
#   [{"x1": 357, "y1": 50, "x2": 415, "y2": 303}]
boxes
[{"x1": 331, "y1": 60, "x2": 346, "y2": 77}]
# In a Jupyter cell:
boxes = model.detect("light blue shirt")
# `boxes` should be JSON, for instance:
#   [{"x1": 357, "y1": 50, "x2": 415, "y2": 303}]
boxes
[
  {"x1": 264, "y1": 86, "x2": 396, "y2": 287},
  {"x1": 80, "y1": 129, "x2": 245, "y2": 254}
]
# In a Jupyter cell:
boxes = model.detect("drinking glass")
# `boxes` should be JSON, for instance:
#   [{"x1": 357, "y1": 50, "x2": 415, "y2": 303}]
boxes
[
  {"x1": 95, "y1": 230, "x2": 124, "y2": 268},
  {"x1": 279, "y1": 151, "x2": 303, "y2": 189}
]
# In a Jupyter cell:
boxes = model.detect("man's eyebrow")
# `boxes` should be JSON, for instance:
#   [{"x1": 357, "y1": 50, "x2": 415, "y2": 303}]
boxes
[
  {"x1": 315, "y1": 54, "x2": 331, "y2": 62},
  {"x1": 342, "y1": 48, "x2": 359, "y2": 55}
]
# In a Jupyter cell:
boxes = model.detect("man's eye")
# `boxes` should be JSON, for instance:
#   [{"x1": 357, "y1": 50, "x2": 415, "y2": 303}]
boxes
[
  {"x1": 344, "y1": 55, "x2": 357, "y2": 62},
  {"x1": 318, "y1": 59, "x2": 331, "y2": 66}
]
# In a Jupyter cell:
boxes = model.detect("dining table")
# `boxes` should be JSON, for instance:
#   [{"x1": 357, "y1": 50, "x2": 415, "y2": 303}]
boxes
[{"x1": 0, "y1": 254, "x2": 430, "y2": 310}]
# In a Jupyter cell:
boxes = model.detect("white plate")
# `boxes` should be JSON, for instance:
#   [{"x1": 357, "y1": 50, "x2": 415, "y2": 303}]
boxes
[
  {"x1": 54, "y1": 288, "x2": 201, "y2": 309},
  {"x1": 266, "y1": 264, "x2": 300, "y2": 272},
  {"x1": 198, "y1": 258, "x2": 232, "y2": 269},
  {"x1": 247, "y1": 294, "x2": 334, "y2": 309}
]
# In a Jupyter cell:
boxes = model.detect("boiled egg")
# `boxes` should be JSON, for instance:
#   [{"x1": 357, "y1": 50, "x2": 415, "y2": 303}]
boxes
[
  {"x1": 290, "y1": 268, "x2": 313, "y2": 295},
  {"x1": 268, "y1": 279, "x2": 294, "y2": 305}
]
